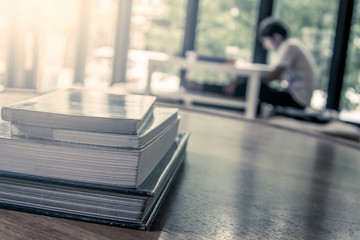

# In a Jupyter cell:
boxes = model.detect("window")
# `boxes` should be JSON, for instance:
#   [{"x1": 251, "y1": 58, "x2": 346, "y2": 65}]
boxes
[
  {"x1": 197, "y1": 0, "x2": 259, "y2": 61},
  {"x1": 0, "y1": 0, "x2": 357, "y2": 124},
  {"x1": 339, "y1": 0, "x2": 360, "y2": 123},
  {"x1": 38, "y1": 0, "x2": 80, "y2": 92},
  {"x1": 0, "y1": 0, "x2": 120, "y2": 92},
  {"x1": 0, "y1": 0, "x2": 10, "y2": 89},
  {"x1": 127, "y1": 0, "x2": 187, "y2": 91},
  {"x1": 193, "y1": 0, "x2": 260, "y2": 85},
  {"x1": 83, "y1": 0, "x2": 118, "y2": 89},
  {"x1": 2, "y1": 0, "x2": 80, "y2": 92},
  {"x1": 273, "y1": 0, "x2": 339, "y2": 110}
]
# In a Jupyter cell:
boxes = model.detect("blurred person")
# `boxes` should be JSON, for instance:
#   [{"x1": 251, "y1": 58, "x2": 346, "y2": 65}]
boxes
[{"x1": 186, "y1": 17, "x2": 317, "y2": 110}]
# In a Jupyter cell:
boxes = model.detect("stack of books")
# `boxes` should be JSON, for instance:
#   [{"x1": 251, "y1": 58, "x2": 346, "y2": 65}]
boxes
[{"x1": 0, "y1": 88, "x2": 190, "y2": 230}]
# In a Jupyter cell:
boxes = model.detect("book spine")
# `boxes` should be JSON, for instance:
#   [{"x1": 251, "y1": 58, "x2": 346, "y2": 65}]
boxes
[{"x1": 1, "y1": 107, "x2": 12, "y2": 122}]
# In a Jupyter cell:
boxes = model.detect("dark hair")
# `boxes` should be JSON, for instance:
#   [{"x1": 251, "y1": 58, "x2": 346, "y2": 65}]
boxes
[{"x1": 259, "y1": 17, "x2": 288, "y2": 38}]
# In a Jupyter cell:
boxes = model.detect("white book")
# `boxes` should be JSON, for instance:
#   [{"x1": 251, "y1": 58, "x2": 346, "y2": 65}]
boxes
[
  {"x1": 10, "y1": 107, "x2": 179, "y2": 149},
  {"x1": 1, "y1": 88, "x2": 156, "y2": 134},
  {"x1": 0, "y1": 118, "x2": 179, "y2": 188}
]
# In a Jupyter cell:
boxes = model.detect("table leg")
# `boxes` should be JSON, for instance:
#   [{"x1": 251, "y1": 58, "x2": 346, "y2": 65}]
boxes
[
  {"x1": 146, "y1": 62, "x2": 154, "y2": 95},
  {"x1": 245, "y1": 73, "x2": 261, "y2": 119}
]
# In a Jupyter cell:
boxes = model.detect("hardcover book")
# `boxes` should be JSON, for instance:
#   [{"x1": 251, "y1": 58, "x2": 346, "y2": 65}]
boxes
[
  {"x1": 1, "y1": 88, "x2": 156, "y2": 134},
  {"x1": 0, "y1": 131, "x2": 190, "y2": 230},
  {"x1": 0, "y1": 118, "x2": 179, "y2": 188},
  {"x1": 10, "y1": 107, "x2": 179, "y2": 148}
]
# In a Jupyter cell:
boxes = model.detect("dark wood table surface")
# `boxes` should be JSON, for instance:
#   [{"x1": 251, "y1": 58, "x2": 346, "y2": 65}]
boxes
[{"x1": 0, "y1": 90, "x2": 360, "y2": 239}]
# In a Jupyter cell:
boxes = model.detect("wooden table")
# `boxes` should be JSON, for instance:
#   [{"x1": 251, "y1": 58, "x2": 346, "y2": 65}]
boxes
[
  {"x1": 146, "y1": 56, "x2": 270, "y2": 119},
  {"x1": 1, "y1": 91, "x2": 360, "y2": 239}
]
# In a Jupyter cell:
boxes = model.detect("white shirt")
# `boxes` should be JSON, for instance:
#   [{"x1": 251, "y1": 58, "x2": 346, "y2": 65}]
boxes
[{"x1": 275, "y1": 38, "x2": 317, "y2": 107}]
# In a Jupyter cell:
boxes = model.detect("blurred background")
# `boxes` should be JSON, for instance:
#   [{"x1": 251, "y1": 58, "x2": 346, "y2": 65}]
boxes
[{"x1": 0, "y1": 0, "x2": 358, "y2": 123}]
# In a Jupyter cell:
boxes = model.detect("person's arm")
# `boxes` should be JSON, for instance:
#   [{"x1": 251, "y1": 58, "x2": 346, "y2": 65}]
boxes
[{"x1": 261, "y1": 65, "x2": 285, "y2": 84}]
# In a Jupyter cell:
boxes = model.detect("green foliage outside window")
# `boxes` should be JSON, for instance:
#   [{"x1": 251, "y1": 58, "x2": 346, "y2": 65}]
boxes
[
  {"x1": 197, "y1": 0, "x2": 259, "y2": 60},
  {"x1": 141, "y1": 0, "x2": 186, "y2": 54},
  {"x1": 341, "y1": 1, "x2": 360, "y2": 112}
]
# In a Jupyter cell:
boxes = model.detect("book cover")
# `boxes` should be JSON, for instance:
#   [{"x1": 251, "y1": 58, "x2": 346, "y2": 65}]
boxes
[
  {"x1": 1, "y1": 88, "x2": 156, "y2": 134},
  {"x1": 0, "y1": 118, "x2": 179, "y2": 188},
  {"x1": 0, "y1": 132, "x2": 190, "y2": 230},
  {"x1": 10, "y1": 107, "x2": 179, "y2": 149}
]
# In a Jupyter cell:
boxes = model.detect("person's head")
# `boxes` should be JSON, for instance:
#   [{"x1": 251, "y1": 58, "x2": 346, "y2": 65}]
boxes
[{"x1": 258, "y1": 17, "x2": 288, "y2": 51}]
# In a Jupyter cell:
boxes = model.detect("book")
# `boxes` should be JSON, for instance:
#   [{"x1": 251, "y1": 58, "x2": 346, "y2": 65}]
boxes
[
  {"x1": 10, "y1": 107, "x2": 179, "y2": 148},
  {"x1": 0, "y1": 131, "x2": 190, "y2": 230},
  {"x1": 1, "y1": 88, "x2": 156, "y2": 134},
  {"x1": 0, "y1": 118, "x2": 179, "y2": 188}
]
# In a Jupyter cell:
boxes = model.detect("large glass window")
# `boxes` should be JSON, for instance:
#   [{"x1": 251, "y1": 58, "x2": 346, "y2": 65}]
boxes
[
  {"x1": 0, "y1": 0, "x2": 10, "y2": 89},
  {"x1": 127, "y1": 0, "x2": 187, "y2": 91},
  {"x1": 197, "y1": 0, "x2": 260, "y2": 61},
  {"x1": 340, "y1": 0, "x2": 360, "y2": 124},
  {"x1": 83, "y1": 0, "x2": 118, "y2": 89},
  {"x1": 37, "y1": 0, "x2": 80, "y2": 92},
  {"x1": 1, "y1": 0, "x2": 80, "y2": 92},
  {"x1": 274, "y1": 0, "x2": 339, "y2": 110},
  {"x1": 193, "y1": 0, "x2": 260, "y2": 85},
  {"x1": 0, "y1": 0, "x2": 120, "y2": 92}
]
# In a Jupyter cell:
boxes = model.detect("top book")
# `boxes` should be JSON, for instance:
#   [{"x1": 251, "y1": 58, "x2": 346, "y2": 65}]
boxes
[{"x1": 1, "y1": 88, "x2": 156, "y2": 134}]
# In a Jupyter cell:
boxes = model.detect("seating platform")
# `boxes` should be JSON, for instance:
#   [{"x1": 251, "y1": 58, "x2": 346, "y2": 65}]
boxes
[{"x1": 152, "y1": 88, "x2": 247, "y2": 111}]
